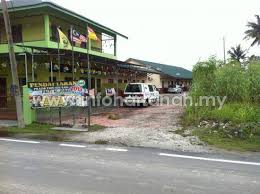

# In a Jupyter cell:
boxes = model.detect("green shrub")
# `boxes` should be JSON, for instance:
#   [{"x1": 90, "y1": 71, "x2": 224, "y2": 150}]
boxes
[
  {"x1": 248, "y1": 62, "x2": 260, "y2": 103},
  {"x1": 214, "y1": 64, "x2": 250, "y2": 102},
  {"x1": 210, "y1": 103, "x2": 259, "y2": 123},
  {"x1": 191, "y1": 56, "x2": 218, "y2": 98}
]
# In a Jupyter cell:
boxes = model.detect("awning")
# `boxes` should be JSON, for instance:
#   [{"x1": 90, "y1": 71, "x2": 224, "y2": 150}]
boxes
[{"x1": 15, "y1": 44, "x2": 160, "y2": 74}]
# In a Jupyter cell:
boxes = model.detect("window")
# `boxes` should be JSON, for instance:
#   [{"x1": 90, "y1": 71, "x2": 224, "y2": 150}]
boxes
[
  {"x1": 124, "y1": 80, "x2": 128, "y2": 83},
  {"x1": 142, "y1": 80, "x2": 145, "y2": 83},
  {"x1": 108, "y1": 79, "x2": 114, "y2": 84},
  {"x1": 118, "y1": 79, "x2": 122, "y2": 83},
  {"x1": 12, "y1": 25, "x2": 22, "y2": 43},
  {"x1": 125, "y1": 84, "x2": 142, "y2": 93},
  {"x1": 51, "y1": 24, "x2": 58, "y2": 42},
  {"x1": 148, "y1": 85, "x2": 154, "y2": 92}
]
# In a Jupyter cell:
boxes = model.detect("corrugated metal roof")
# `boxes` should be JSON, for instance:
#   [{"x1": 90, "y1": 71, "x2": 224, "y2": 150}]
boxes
[
  {"x1": 0, "y1": 0, "x2": 128, "y2": 39},
  {"x1": 127, "y1": 58, "x2": 192, "y2": 79}
]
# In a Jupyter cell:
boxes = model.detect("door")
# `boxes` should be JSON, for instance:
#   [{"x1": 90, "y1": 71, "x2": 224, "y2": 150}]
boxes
[
  {"x1": 91, "y1": 78, "x2": 95, "y2": 90},
  {"x1": 0, "y1": 78, "x2": 7, "y2": 108},
  {"x1": 96, "y1": 79, "x2": 101, "y2": 93},
  {"x1": 148, "y1": 85, "x2": 156, "y2": 103}
]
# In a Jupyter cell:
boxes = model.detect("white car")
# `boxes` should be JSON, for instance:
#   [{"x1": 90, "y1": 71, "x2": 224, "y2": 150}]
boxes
[
  {"x1": 123, "y1": 83, "x2": 159, "y2": 106},
  {"x1": 168, "y1": 85, "x2": 182, "y2": 94}
]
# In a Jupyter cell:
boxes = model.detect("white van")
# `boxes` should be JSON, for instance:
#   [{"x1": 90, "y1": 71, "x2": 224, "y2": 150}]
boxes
[
  {"x1": 123, "y1": 83, "x2": 159, "y2": 106},
  {"x1": 148, "y1": 84, "x2": 160, "y2": 103}
]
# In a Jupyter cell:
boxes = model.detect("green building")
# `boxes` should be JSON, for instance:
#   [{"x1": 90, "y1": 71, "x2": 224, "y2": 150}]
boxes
[{"x1": 0, "y1": 0, "x2": 152, "y2": 120}]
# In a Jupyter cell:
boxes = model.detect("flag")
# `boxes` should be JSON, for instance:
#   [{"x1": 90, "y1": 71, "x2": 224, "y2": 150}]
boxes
[
  {"x1": 57, "y1": 28, "x2": 72, "y2": 50},
  {"x1": 71, "y1": 29, "x2": 87, "y2": 44},
  {"x1": 87, "y1": 27, "x2": 98, "y2": 41}
]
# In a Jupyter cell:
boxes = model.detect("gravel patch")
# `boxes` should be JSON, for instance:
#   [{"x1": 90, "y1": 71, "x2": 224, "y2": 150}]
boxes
[
  {"x1": 69, "y1": 97, "x2": 211, "y2": 153},
  {"x1": 72, "y1": 127, "x2": 210, "y2": 153}
]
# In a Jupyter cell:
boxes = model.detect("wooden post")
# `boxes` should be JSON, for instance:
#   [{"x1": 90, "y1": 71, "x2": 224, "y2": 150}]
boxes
[
  {"x1": 70, "y1": 25, "x2": 75, "y2": 81},
  {"x1": 116, "y1": 64, "x2": 119, "y2": 107},
  {"x1": 1, "y1": 0, "x2": 25, "y2": 128},
  {"x1": 87, "y1": 25, "x2": 91, "y2": 130},
  {"x1": 31, "y1": 48, "x2": 34, "y2": 82}
]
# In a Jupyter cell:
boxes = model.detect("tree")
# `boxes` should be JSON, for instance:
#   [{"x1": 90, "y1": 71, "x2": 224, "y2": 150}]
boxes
[
  {"x1": 245, "y1": 15, "x2": 260, "y2": 47},
  {"x1": 227, "y1": 45, "x2": 247, "y2": 63}
]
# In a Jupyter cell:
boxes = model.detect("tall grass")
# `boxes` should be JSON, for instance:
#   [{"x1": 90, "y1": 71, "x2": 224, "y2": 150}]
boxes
[{"x1": 187, "y1": 57, "x2": 260, "y2": 124}]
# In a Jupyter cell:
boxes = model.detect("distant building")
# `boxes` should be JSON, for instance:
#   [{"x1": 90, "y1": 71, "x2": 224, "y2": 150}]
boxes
[{"x1": 126, "y1": 58, "x2": 192, "y2": 92}]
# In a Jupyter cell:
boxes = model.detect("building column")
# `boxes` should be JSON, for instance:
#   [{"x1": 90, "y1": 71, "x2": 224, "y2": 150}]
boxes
[
  {"x1": 44, "y1": 15, "x2": 50, "y2": 42},
  {"x1": 114, "y1": 36, "x2": 117, "y2": 57}
]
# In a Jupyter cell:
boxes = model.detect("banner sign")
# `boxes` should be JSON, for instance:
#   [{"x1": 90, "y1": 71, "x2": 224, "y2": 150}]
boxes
[{"x1": 28, "y1": 80, "x2": 88, "y2": 108}]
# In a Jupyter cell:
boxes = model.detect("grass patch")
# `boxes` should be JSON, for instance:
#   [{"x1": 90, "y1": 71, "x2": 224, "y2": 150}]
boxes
[
  {"x1": 183, "y1": 103, "x2": 260, "y2": 126},
  {"x1": 182, "y1": 103, "x2": 260, "y2": 152},
  {"x1": 0, "y1": 123, "x2": 81, "y2": 141},
  {"x1": 192, "y1": 127, "x2": 260, "y2": 152}
]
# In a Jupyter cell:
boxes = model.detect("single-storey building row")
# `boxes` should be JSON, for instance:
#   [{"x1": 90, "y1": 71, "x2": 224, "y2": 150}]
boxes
[{"x1": 126, "y1": 58, "x2": 192, "y2": 92}]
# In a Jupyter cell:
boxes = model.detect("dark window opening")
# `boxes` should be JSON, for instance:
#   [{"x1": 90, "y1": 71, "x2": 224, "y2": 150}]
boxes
[
  {"x1": 125, "y1": 84, "x2": 142, "y2": 93},
  {"x1": 12, "y1": 25, "x2": 22, "y2": 43},
  {"x1": 148, "y1": 85, "x2": 154, "y2": 92},
  {"x1": 51, "y1": 24, "x2": 58, "y2": 42}
]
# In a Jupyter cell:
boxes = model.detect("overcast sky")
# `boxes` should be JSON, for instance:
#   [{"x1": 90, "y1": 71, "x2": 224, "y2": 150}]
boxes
[{"x1": 53, "y1": 0, "x2": 260, "y2": 70}]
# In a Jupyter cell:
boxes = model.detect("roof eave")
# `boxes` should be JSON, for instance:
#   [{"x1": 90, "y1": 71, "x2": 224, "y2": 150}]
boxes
[{"x1": 1, "y1": 2, "x2": 128, "y2": 39}]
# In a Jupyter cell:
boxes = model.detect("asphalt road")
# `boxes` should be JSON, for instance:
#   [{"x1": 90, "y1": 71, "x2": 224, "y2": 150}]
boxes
[{"x1": 0, "y1": 138, "x2": 260, "y2": 194}]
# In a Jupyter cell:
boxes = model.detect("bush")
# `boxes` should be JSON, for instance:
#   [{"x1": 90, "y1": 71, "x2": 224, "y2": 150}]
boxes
[
  {"x1": 210, "y1": 103, "x2": 259, "y2": 123},
  {"x1": 190, "y1": 57, "x2": 259, "y2": 104},
  {"x1": 248, "y1": 62, "x2": 260, "y2": 103},
  {"x1": 214, "y1": 64, "x2": 250, "y2": 102},
  {"x1": 191, "y1": 56, "x2": 218, "y2": 98}
]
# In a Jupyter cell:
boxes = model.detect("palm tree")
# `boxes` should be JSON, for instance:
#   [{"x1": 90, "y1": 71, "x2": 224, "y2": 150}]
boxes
[
  {"x1": 228, "y1": 45, "x2": 247, "y2": 63},
  {"x1": 245, "y1": 15, "x2": 260, "y2": 47}
]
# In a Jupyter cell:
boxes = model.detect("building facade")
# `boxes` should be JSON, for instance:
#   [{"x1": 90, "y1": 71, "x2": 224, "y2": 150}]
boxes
[{"x1": 0, "y1": 0, "x2": 149, "y2": 120}]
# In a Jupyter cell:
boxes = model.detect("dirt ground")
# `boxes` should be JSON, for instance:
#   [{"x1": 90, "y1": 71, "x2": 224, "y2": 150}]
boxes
[{"x1": 69, "y1": 94, "x2": 211, "y2": 153}]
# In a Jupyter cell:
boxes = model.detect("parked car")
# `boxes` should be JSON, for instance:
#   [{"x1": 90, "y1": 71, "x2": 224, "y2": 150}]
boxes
[
  {"x1": 168, "y1": 85, "x2": 183, "y2": 94},
  {"x1": 123, "y1": 83, "x2": 159, "y2": 106}
]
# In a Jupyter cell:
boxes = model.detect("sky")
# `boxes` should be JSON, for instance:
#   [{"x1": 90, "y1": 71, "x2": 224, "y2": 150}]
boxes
[{"x1": 53, "y1": 0, "x2": 260, "y2": 70}]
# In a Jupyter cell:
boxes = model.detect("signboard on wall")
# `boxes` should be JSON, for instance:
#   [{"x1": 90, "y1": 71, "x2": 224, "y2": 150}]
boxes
[{"x1": 28, "y1": 80, "x2": 88, "y2": 108}]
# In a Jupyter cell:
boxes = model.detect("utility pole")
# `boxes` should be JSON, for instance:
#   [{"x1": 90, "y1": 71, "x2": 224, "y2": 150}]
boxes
[
  {"x1": 223, "y1": 37, "x2": 226, "y2": 65},
  {"x1": 87, "y1": 27, "x2": 91, "y2": 130},
  {"x1": 1, "y1": 0, "x2": 25, "y2": 128}
]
